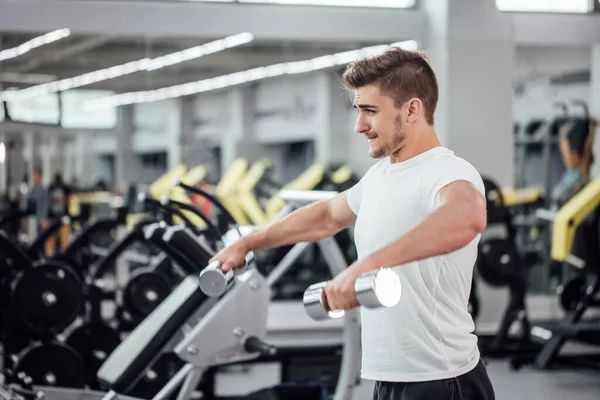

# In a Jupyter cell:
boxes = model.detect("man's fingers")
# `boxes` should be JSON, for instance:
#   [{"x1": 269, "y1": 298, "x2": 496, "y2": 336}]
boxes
[
  {"x1": 221, "y1": 261, "x2": 235, "y2": 272},
  {"x1": 321, "y1": 289, "x2": 331, "y2": 312}
]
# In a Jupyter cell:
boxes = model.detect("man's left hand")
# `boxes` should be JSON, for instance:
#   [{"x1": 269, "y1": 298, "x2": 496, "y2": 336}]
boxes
[{"x1": 323, "y1": 258, "x2": 376, "y2": 312}]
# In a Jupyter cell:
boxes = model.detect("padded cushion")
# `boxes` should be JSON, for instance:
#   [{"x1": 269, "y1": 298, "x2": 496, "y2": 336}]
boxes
[
  {"x1": 97, "y1": 276, "x2": 208, "y2": 393},
  {"x1": 163, "y1": 226, "x2": 211, "y2": 271},
  {"x1": 146, "y1": 225, "x2": 197, "y2": 274}
]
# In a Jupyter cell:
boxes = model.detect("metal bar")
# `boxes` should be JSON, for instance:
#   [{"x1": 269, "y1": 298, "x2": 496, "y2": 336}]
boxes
[
  {"x1": 151, "y1": 363, "x2": 194, "y2": 400},
  {"x1": 175, "y1": 367, "x2": 205, "y2": 400},
  {"x1": 266, "y1": 241, "x2": 311, "y2": 287},
  {"x1": 279, "y1": 189, "x2": 338, "y2": 205}
]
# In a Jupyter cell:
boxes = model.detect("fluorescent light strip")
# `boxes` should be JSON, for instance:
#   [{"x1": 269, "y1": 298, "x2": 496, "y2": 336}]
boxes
[
  {"x1": 1, "y1": 32, "x2": 254, "y2": 102},
  {"x1": 183, "y1": 0, "x2": 415, "y2": 6},
  {"x1": 496, "y1": 0, "x2": 592, "y2": 13},
  {"x1": 237, "y1": 0, "x2": 416, "y2": 7},
  {"x1": 81, "y1": 40, "x2": 418, "y2": 111},
  {"x1": 0, "y1": 29, "x2": 71, "y2": 62}
]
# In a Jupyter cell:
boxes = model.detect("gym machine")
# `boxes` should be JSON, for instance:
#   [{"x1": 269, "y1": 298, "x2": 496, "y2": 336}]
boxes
[
  {"x1": 74, "y1": 190, "x2": 360, "y2": 400},
  {"x1": 473, "y1": 177, "x2": 541, "y2": 358},
  {"x1": 511, "y1": 177, "x2": 600, "y2": 370}
]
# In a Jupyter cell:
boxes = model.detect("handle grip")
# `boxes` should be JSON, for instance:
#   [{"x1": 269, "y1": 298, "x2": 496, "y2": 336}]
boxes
[{"x1": 244, "y1": 336, "x2": 277, "y2": 357}]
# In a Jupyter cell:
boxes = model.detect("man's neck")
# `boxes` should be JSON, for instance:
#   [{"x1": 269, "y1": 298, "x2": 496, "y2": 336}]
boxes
[{"x1": 390, "y1": 127, "x2": 441, "y2": 163}]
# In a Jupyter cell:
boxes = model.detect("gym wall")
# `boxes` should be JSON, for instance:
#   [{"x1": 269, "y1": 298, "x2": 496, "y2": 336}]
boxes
[{"x1": 514, "y1": 46, "x2": 592, "y2": 124}]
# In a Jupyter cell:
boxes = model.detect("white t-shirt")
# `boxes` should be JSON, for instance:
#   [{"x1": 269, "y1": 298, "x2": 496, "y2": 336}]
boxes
[{"x1": 346, "y1": 146, "x2": 485, "y2": 383}]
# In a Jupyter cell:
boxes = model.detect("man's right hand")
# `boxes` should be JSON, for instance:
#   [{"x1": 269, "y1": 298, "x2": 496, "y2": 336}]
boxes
[{"x1": 209, "y1": 239, "x2": 251, "y2": 273}]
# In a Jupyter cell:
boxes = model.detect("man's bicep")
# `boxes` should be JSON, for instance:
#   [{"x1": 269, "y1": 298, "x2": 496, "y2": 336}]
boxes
[
  {"x1": 435, "y1": 180, "x2": 487, "y2": 227},
  {"x1": 435, "y1": 180, "x2": 485, "y2": 207},
  {"x1": 329, "y1": 191, "x2": 358, "y2": 229}
]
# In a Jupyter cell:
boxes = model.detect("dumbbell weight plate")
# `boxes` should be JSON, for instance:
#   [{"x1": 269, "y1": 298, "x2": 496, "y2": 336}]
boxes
[
  {"x1": 10, "y1": 261, "x2": 84, "y2": 335},
  {"x1": 65, "y1": 322, "x2": 122, "y2": 388},
  {"x1": 558, "y1": 276, "x2": 586, "y2": 311},
  {"x1": 13, "y1": 341, "x2": 87, "y2": 388},
  {"x1": 476, "y1": 239, "x2": 520, "y2": 287},
  {"x1": 122, "y1": 271, "x2": 171, "y2": 318}
]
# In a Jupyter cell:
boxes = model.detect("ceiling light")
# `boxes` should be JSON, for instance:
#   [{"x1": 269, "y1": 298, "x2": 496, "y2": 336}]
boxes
[
  {"x1": 237, "y1": 0, "x2": 416, "y2": 7},
  {"x1": 496, "y1": 0, "x2": 592, "y2": 13},
  {"x1": 1, "y1": 32, "x2": 254, "y2": 102},
  {"x1": 0, "y1": 142, "x2": 5, "y2": 165},
  {"x1": 0, "y1": 29, "x2": 71, "y2": 62},
  {"x1": 184, "y1": 0, "x2": 415, "y2": 7},
  {"x1": 81, "y1": 40, "x2": 418, "y2": 110}
]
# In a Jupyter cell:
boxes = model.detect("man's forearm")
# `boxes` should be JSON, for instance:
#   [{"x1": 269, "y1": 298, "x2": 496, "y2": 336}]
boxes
[
  {"x1": 242, "y1": 200, "x2": 342, "y2": 252},
  {"x1": 363, "y1": 203, "x2": 485, "y2": 272}
]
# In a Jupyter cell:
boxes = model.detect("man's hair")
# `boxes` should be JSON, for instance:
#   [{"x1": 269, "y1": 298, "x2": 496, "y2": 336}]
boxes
[{"x1": 342, "y1": 47, "x2": 439, "y2": 125}]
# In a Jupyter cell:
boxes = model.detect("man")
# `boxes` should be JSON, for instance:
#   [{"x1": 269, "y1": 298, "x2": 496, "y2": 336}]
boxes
[
  {"x1": 47, "y1": 173, "x2": 72, "y2": 253},
  {"x1": 211, "y1": 47, "x2": 495, "y2": 400},
  {"x1": 26, "y1": 167, "x2": 50, "y2": 237}
]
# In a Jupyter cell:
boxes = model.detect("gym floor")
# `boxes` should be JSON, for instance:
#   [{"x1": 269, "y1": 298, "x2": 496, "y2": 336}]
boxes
[{"x1": 352, "y1": 361, "x2": 600, "y2": 400}]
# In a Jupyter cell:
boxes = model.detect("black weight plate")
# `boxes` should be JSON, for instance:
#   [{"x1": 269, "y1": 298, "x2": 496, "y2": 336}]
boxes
[
  {"x1": 11, "y1": 261, "x2": 84, "y2": 335},
  {"x1": 127, "y1": 353, "x2": 182, "y2": 399},
  {"x1": 122, "y1": 271, "x2": 171, "y2": 318},
  {"x1": 477, "y1": 239, "x2": 521, "y2": 287},
  {"x1": 14, "y1": 341, "x2": 87, "y2": 388},
  {"x1": 65, "y1": 322, "x2": 121, "y2": 388},
  {"x1": 558, "y1": 276, "x2": 586, "y2": 311}
]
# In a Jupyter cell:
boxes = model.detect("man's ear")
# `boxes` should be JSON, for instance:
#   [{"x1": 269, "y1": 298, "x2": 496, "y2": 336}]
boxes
[{"x1": 406, "y1": 98, "x2": 423, "y2": 122}]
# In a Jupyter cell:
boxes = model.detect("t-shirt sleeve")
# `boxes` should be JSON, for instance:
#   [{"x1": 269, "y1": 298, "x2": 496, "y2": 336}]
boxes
[
  {"x1": 419, "y1": 157, "x2": 485, "y2": 214},
  {"x1": 346, "y1": 178, "x2": 364, "y2": 215}
]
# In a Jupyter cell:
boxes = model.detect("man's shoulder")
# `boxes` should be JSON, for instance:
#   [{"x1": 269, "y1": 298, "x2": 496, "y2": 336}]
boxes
[
  {"x1": 426, "y1": 149, "x2": 479, "y2": 172},
  {"x1": 360, "y1": 158, "x2": 390, "y2": 179}
]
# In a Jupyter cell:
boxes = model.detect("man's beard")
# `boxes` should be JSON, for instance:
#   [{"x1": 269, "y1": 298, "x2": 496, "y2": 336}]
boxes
[{"x1": 370, "y1": 115, "x2": 405, "y2": 159}]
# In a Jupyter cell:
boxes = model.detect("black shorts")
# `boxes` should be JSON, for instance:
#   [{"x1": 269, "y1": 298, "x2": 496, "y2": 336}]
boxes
[{"x1": 372, "y1": 359, "x2": 495, "y2": 400}]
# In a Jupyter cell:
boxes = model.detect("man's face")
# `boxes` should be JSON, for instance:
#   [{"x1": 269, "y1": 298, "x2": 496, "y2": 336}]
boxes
[
  {"x1": 353, "y1": 84, "x2": 405, "y2": 159},
  {"x1": 33, "y1": 171, "x2": 42, "y2": 186}
]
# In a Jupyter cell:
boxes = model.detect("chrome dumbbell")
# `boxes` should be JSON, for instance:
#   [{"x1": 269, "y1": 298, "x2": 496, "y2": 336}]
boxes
[
  {"x1": 303, "y1": 268, "x2": 402, "y2": 321},
  {"x1": 198, "y1": 252, "x2": 255, "y2": 297}
]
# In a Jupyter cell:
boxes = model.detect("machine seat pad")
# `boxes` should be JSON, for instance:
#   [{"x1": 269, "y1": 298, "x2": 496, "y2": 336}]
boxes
[{"x1": 97, "y1": 276, "x2": 208, "y2": 393}]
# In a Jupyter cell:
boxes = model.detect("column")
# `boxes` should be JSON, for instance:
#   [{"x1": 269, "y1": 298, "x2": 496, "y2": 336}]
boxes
[
  {"x1": 24, "y1": 131, "x2": 40, "y2": 186},
  {"x1": 423, "y1": 0, "x2": 515, "y2": 186},
  {"x1": 179, "y1": 96, "x2": 195, "y2": 167},
  {"x1": 115, "y1": 105, "x2": 134, "y2": 192},
  {"x1": 314, "y1": 71, "x2": 351, "y2": 167},
  {"x1": 227, "y1": 87, "x2": 258, "y2": 168},
  {"x1": 73, "y1": 132, "x2": 90, "y2": 187},
  {"x1": 10, "y1": 137, "x2": 26, "y2": 187},
  {"x1": 41, "y1": 135, "x2": 59, "y2": 185},
  {"x1": 167, "y1": 100, "x2": 183, "y2": 170},
  {"x1": 590, "y1": 45, "x2": 600, "y2": 178}
]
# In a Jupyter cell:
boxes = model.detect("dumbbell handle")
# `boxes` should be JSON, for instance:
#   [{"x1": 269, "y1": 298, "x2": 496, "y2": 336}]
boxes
[
  {"x1": 303, "y1": 268, "x2": 401, "y2": 321},
  {"x1": 198, "y1": 252, "x2": 254, "y2": 297}
]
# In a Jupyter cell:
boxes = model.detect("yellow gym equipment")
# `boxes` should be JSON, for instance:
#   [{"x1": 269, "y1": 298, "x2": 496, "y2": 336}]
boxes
[
  {"x1": 264, "y1": 165, "x2": 325, "y2": 221},
  {"x1": 500, "y1": 187, "x2": 543, "y2": 208},
  {"x1": 215, "y1": 158, "x2": 250, "y2": 225},
  {"x1": 165, "y1": 166, "x2": 208, "y2": 230},
  {"x1": 149, "y1": 164, "x2": 188, "y2": 200},
  {"x1": 236, "y1": 159, "x2": 274, "y2": 227},
  {"x1": 551, "y1": 177, "x2": 600, "y2": 262}
]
